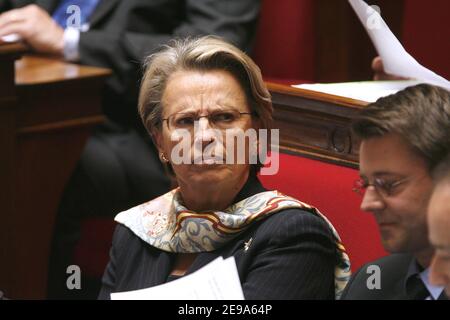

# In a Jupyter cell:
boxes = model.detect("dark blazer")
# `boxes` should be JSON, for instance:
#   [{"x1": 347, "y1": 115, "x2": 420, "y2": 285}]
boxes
[
  {"x1": 98, "y1": 178, "x2": 339, "y2": 300},
  {"x1": 341, "y1": 254, "x2": 448, "y2": 300}
]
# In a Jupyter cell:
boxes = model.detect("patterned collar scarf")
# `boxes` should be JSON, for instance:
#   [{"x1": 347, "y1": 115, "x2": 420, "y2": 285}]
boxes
[{"x1": 115, "y1": 183, "x2": 351, "y2": 299}]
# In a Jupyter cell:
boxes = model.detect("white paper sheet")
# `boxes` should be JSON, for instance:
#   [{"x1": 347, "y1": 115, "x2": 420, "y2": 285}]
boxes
[
  {"x1": 293, "y1": 80, "x2": 423, "y2": 102},
  {"x1": 348, "y1": 0, "x2": 450, "y2": 90},
  {"x1": 110, "y1": 257, "x2": 245, "y2": 300}
]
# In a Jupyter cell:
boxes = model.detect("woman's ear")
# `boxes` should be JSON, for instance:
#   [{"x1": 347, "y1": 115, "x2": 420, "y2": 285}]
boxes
[
  {"x1": 151, "y1": 128, "x2": 164, "y2": 153},
  {"x1": 152, "y1": 128, "x2": 171, "y2": 164}
]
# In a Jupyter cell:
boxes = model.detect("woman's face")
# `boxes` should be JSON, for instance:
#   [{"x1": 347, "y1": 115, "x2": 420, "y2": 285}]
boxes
[{"x1": 154, "y1": 69, "x2": 256, "y2": 187}]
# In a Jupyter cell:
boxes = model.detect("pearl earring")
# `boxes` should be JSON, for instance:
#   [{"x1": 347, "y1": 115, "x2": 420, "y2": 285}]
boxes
[{"x1": 160, "y1": 152, "x2": 169, "y2": 163}]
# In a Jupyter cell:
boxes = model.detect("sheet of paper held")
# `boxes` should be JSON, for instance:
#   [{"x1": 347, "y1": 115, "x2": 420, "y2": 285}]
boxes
[
  {"x1": 110, "y1": 257, "x2": 245, "y2": 300},
  {"x1": 348, "y1": 0, "x2": 450, "y2": 90},
  {"x1": 293, "y1": 80, "x2": 423, "y2": 103}
]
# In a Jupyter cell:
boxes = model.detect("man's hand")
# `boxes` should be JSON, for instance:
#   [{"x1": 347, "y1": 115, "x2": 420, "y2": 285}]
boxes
[
  {"x1": 0, "y1": 4, "x2": 64, "y2": 56},
  {"x1": 372, "y1": 56, "x2": 408, "y2": 81}
]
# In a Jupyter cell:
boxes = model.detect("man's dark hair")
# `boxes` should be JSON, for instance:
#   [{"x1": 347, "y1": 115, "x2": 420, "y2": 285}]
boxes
[{"x1": 352, "y1": 84, "x2": 450, "y2": 172}]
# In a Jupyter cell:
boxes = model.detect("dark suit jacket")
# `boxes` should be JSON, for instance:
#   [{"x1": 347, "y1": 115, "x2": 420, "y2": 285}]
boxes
[
  {"x1": 341, "y1": 254, "x2": 448, "y2": 300},
  {"x1": 98, "y1": 177, "x2": 339, "y2": 300}
]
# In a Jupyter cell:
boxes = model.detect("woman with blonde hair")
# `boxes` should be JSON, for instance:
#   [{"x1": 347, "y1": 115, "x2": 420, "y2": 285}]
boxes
[{"x1": 99, "y1": 36, "x2": 350, "y2": 300}]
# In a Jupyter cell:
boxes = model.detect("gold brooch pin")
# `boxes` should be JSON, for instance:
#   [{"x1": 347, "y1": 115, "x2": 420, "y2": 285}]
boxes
[{"x1": 244, "y1": 238, "x2": 253, "y2": 252}]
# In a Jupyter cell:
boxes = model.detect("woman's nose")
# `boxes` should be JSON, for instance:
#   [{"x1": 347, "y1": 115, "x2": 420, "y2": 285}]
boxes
[
  {"x1": 360, "y1": 187, "x2": 385, "y2": 212},
  {"x1": 194, "y1": 117, "x2": 216, "y2": 144}
]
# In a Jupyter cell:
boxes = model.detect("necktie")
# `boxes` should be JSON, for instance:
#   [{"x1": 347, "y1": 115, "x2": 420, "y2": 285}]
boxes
[
  {"x1": 52, "y1": 0, "x2": 100, "y2": 29},
  {"x1": 405, "y1": 275, "x2": 430, "y2": 300}
]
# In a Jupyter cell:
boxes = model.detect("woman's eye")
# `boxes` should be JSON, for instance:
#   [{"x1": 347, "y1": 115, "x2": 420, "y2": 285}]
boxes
[
  {"x1": 176, "y1": 116, "x2": 195, "y2": 126},
  {"x1": 212, "y1": 112, "x2": 235, "y2": 122}
]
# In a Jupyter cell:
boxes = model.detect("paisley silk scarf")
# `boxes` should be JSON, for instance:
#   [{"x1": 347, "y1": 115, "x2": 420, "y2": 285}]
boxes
[{"x1": 115, "y1": 188, "x2": 351, "y2": 298}]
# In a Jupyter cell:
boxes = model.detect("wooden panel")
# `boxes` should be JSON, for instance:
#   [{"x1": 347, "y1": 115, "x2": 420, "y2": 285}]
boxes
[
  {"x1": 17, "y1": 81, "x2": 105, "y2": 129},
  {"x1": 267, "y1": 82, "x2": 366, "y2": 168},
  {"x1": 11, "y1": 129, "x2": 92, "y2": 299},
  {"x1": 0, "y1": 43, "x2": 25, "y2": 100},
  {"x1": 0, "y1": 43, "x2": 26, "y2": 299},
  {"x1": 15, "y1": 56, "x2": 110, "y2": 129},
  {"x1": 0, "y1": 49, "x2": 111, "y2": 299}
]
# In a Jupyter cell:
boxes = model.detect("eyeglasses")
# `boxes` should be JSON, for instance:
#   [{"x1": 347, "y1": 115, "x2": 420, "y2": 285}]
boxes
[
  {"x1": 352, "y1": 177, "x2": 410, "y2": 197},
  {"x1": 161, "y1": 109, "x2": 253, "y2": 131}
]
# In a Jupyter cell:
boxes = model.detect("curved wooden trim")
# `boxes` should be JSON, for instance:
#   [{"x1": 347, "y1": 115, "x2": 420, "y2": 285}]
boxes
[
  {"x1": 266, "y1": 82, "x2": 368, "y2": 108},
  {"x1": 280, "y1": 146, "x2": 359, "y2": 169},
  {"x1": 267, "y1": 82, "x2": 362, "y2": 168}
]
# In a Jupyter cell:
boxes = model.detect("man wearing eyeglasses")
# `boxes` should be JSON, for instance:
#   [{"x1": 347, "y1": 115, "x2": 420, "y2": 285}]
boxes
[{"x1": 341, "y1": 83, "x2": 450, "y2": 300}]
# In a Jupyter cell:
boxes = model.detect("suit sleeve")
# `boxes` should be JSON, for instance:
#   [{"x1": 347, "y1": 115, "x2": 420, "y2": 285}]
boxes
[
  {"x1": 1, "y1": 0, "x2": 38, "y2": 12},
  {"x1": 242, "y1": 210, "x2": 337, "y2": 300},
  {"x1": 0, "y1": 1, "x2": 10, "y2": 12},
  {"x1": 339, "y1": 263, "x2": 366, "y2": 300},
  {"x1": 0, "y1": 0, "x2": 16, "y2": 12},
  {"x1": 97, "y1": 224, "x2": 124, "y2": 300}
]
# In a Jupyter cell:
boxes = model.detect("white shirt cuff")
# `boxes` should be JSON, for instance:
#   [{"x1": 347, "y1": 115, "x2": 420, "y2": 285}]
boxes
[{"x1": 63, "y1": 27, "x2": 80, "y2": 62}]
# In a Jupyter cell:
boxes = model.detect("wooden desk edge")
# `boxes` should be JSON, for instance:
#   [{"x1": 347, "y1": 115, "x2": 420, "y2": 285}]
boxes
[
  {"x1": 266, "y1": 81, "x2": 368, "y2": 109},
  {"x1": 15, "y1": 56, "x2": 112, "y2": 86},
  {"x1": 0, "y1": 42, "x2": 28, "y2": 57},
  {"x1": 264, "y1": 81, "x2": 362, "y2": 168}
]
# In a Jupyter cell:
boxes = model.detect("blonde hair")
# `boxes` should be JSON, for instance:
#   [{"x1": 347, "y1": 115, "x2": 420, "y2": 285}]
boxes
[{"x1": 138, "y1": 36, "x2": 273, "y2": 134}]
